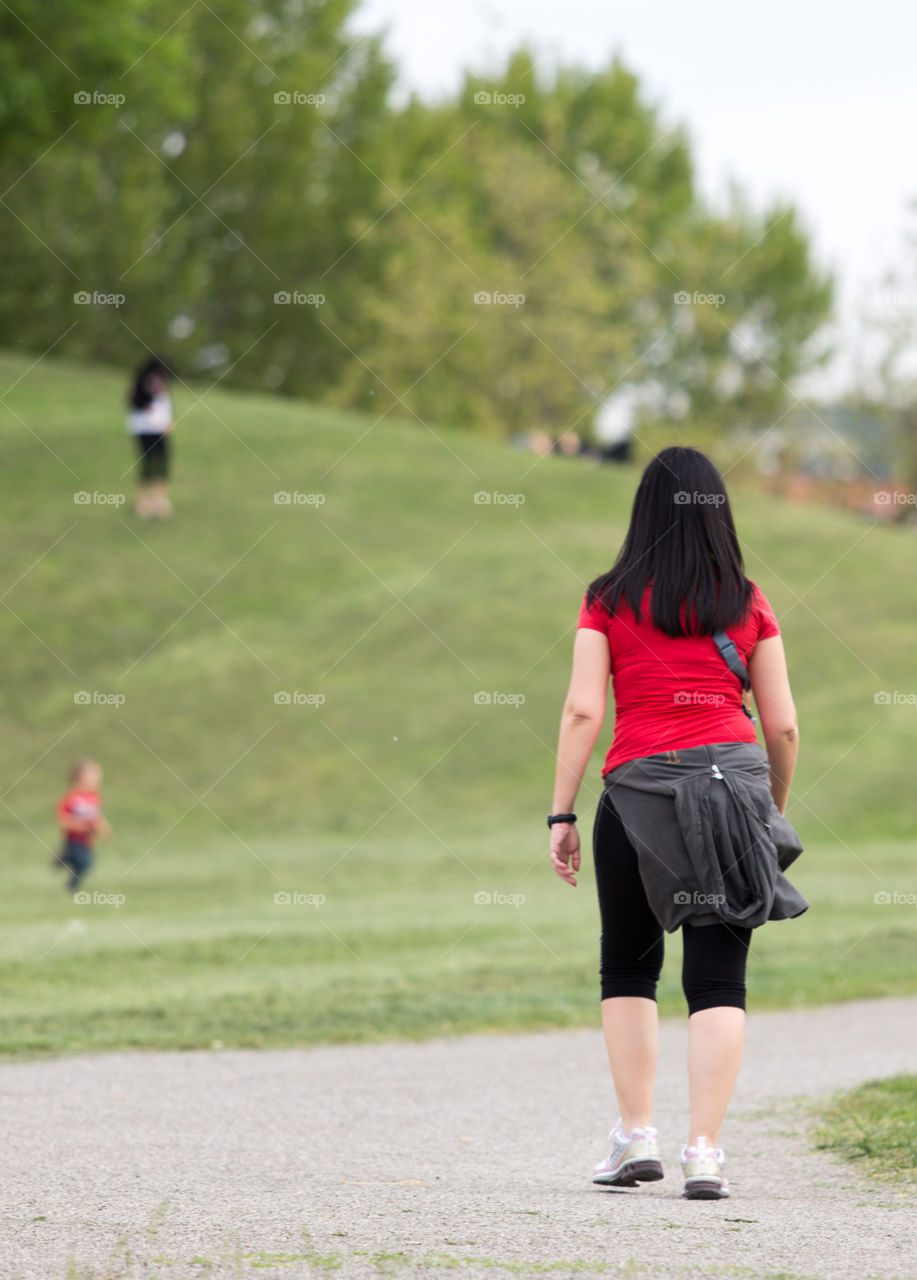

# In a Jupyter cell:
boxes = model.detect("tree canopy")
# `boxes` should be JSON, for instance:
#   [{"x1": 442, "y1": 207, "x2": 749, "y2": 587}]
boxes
[{"x1": 0, "y1": 3, "x2": 833, "y2": 441}]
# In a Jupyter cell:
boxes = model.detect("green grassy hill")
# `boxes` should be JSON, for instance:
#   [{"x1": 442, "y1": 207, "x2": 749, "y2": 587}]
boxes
[{"x1": 1, "y1": 350, "x2": 915, "y2": 1057}]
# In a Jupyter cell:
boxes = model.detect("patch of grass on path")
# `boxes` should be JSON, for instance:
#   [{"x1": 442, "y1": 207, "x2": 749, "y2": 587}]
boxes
[{"x1": 813, "y1": 1075, "x2": 917, "y2": 1185}]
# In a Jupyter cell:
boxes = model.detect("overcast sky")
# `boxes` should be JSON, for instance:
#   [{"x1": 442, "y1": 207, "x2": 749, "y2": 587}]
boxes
[{"x1": 351, "y1": 0, "x2": 917, "y2": 395}]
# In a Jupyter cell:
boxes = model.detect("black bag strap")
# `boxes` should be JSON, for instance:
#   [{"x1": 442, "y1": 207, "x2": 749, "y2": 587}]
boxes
[{"x1": 712, "y1": 631, "x2": 756, "y2": 723}]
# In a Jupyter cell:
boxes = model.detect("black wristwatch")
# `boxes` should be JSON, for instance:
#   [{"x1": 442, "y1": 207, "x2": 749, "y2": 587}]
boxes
[{"x1": 547, "y1": 812, "x2": 577, "y2": 828}]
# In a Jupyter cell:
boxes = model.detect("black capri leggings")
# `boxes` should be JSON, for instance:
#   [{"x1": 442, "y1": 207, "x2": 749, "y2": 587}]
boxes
[
  {"x1": 593, "y1": 790, "x2": 751, "y2": 1015},
  {"x1": 135, "y1": 432, "x2": 170, "y2": 482}
]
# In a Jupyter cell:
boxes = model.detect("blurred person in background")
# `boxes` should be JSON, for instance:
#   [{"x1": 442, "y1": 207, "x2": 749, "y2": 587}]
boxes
[
  {"x1": 127, "y1": 356, "x2": 174, "y2": 518},
  {"x1": 54, "y1": 760, "x2": 111, "y2": 892},
  {"x1": 548, "y1": 445, "x2": 804, "y2": 1200}
]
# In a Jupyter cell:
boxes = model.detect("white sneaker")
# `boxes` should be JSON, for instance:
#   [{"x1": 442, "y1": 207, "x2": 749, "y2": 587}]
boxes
[
  {"x1": 681, "y1": 1136, "x2": 729, "y2": 1199},
  {"x1": 593, "y1": 1122, "x2": 664, "y2": 1187}
]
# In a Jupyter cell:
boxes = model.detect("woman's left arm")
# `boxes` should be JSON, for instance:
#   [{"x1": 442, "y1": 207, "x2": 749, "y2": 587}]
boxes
[{"x1": 550, "y1": 628, "x2": 610, "y2": 887}]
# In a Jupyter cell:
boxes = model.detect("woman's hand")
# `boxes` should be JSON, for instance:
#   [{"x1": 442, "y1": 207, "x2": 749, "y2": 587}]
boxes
[{"x1": 550, "y1": 822, "x2": 580, "y2": 887}]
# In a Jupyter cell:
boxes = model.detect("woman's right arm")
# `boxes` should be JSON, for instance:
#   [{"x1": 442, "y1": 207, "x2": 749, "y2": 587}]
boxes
[
  {"x1": 747, "y1": 634, "x2": 798, "y2": 814},
  {"x1": 549, "y1": 628, "x2": 610, "y2": 886}
]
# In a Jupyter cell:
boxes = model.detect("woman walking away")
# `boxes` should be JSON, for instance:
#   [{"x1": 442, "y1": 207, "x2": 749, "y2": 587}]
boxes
[
  {"x1": 549, "y1": 446, "x2": 806, "y2": 1200},
  {"x1": 127, "y1": 356, "x2": 174, "y2": 518}
]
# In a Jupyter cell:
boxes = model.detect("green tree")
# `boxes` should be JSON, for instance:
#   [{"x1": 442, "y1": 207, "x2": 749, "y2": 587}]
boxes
[
  {"x1": 0, "y1": 30, "x2": 833, "y2": 444},
  {"x1": 325, "y1": 114, "x2": 658, "y2": 437},
  {"x1": 325, "y1": 48, "x2": 833, "y2": 444},
  {"x1": 0, "y1": 0, "x2": 191, "y2": 158},
  {"x1": 0, "y1": 0, "x2": 394, "y2": 394}
]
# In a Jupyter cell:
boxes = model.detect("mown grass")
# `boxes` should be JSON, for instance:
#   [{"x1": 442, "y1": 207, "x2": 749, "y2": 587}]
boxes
[
  {"x1": 2, "y1": 819, "x2": 915, "y2": 1059},
  {"x1": 1, "y1": 349, "x2": 916, "y2": 1058}
]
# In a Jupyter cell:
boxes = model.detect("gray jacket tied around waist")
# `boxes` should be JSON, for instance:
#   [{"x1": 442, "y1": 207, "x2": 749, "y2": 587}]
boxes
[{"x1": 603, "y1": 741, "x2": 808, "y2": 932}]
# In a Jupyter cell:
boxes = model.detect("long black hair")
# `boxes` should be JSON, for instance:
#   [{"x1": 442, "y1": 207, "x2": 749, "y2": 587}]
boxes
[
  {"x1": 587, "y1": 446, "x2": 754, "y2": 637},
  {"x1": 128, "y1": 357, "x2": 171, "y2": 410}
]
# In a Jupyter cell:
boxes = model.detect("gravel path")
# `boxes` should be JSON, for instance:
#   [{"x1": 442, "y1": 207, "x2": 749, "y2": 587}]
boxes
[{"x1": 2, "y1": 996, "x2": 916, "y2": 1280}]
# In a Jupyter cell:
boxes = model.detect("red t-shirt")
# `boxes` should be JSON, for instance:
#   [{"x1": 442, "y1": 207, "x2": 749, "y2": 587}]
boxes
[
  {"x1": 577, "y1": 582, "x2": 780, "y2": 774},
  {"x1": 57, "y1": 788, "x2": 101, "y2": 845}
]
